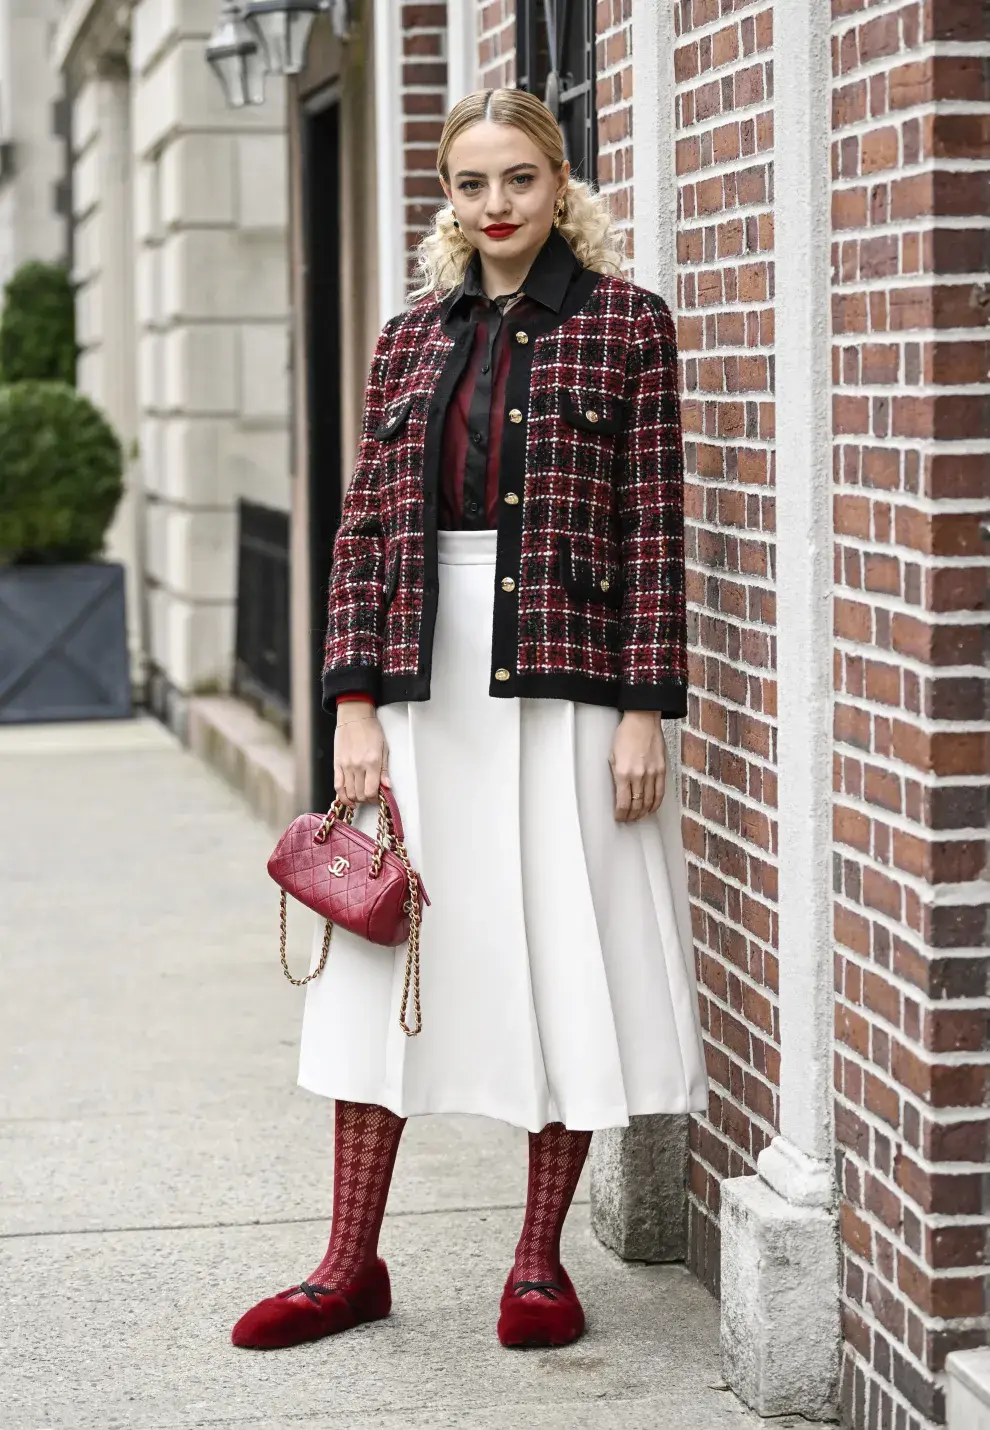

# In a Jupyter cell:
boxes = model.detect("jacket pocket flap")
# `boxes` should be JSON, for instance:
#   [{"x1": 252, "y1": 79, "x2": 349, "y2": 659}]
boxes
[
  {"x1": 560, "y1": 390, "x2": 627, "y2": 436},
  {"x1": 557, "y1": 536, "x2": 624, "y2": 609},
  {"x1": 374, "y1": 396, "x2": 414, "y2": 442}
]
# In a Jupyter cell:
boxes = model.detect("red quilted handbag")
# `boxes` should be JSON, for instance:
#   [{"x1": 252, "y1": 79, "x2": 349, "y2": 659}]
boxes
[{"x1": 267, "y1": 788, "x2": 429, "y2": 1037}]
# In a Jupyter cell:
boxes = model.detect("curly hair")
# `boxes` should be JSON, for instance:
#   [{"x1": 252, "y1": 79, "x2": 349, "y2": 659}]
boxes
[{"x1": 411, "y1": 88, "x2": 625, "y2": 299}]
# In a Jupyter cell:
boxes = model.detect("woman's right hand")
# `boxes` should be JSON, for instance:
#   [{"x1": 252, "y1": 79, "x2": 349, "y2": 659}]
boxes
[{"x1": 334, "y1": 701, "x2": 390, "y2": 804}]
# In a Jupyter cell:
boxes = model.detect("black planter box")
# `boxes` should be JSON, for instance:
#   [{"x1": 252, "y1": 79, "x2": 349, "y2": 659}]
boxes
[{"x1": 0, "y1": 561, "x2": 132, "y2": 723}]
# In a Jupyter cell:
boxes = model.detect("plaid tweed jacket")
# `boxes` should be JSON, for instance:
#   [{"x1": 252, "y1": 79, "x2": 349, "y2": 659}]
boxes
[{"x1": 323, "y1": 229, "x2": 688, "y2": 717}]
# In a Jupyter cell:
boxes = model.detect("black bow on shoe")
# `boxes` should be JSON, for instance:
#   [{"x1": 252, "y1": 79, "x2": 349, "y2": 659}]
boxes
[{"x1": 511, "y1": 1280, "x2": 562, "y2": 1300}]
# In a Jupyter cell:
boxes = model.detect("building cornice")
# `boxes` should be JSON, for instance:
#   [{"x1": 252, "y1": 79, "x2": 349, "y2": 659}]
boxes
[{"x1": 53, "y1": 0, "x2": 131, "y2": 80}]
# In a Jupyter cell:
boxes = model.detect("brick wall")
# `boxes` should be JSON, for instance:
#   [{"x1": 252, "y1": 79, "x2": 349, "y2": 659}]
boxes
[
  {"x1": 401, "y1": 3, "x2": 449, "y2": 293},
  {"x1": 830, "y1": 2, "x2": 990, "y2": 1426},
  {"x1": 478, "y1": 0, "x2": 515, "y2": 88},
  {"x1": 595, "y1": 0, "x2": 634, "y2": 265},
  {"x1": 672, "y1": 0, "x2": 779, "y2": 1299}
]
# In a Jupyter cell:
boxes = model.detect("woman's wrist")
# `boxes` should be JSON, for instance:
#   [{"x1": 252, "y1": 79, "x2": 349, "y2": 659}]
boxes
[{"x1": 336, "y1": 695, "x2": 377, "y2": 724}]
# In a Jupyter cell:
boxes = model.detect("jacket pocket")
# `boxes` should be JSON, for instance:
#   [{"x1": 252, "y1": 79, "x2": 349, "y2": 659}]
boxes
[
  {"x1": 374, "y1": 396, "x2": 414, "y2": 442},
  {"x1": 383, "y1": 548, "x2": 401, "y2": 608},
  {"x1": 557, "y1": 536, "x2": 624, "y2": 611},
  {"x1": 560, "y1": 390, "x2": 628, "y2": 436}
]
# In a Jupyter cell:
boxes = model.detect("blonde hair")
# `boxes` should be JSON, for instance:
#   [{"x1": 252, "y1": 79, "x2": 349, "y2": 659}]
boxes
[{"x1": 412, "y1": 89, "x2": 624, "y2": 300}]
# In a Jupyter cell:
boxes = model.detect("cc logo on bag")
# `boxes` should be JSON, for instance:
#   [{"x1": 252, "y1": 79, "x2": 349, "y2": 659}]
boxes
[{"x1": 328, "y1": 857, "x2": 351, "y2": 877}]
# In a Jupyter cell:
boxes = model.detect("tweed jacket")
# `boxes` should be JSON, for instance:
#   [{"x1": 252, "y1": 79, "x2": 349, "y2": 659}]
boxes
[{"x1": 322, "y1": 228, "x2": 688, "y2": 717}]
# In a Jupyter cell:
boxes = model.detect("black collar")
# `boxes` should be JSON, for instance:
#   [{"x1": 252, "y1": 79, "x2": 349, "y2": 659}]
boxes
[{"x1": 442, "y1": 226, "x2": 581, "y2": 326}]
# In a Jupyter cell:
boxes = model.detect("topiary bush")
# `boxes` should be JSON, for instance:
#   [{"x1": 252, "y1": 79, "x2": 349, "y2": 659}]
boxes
[
  {"x1": 0, "y1": 382, "x2": 124, "y2": 565},
  {"x1": 0, "y1": 261, "x2": 78, "y2": 386}
]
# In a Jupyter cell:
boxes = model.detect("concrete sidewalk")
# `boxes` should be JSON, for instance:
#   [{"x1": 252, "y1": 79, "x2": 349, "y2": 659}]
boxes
[{"x1": 0, "y1": 718, "x2": 811, "y2": 1430}]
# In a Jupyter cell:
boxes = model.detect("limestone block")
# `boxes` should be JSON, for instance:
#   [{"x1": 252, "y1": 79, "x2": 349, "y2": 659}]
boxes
[
  {"x1": 232, "y1": 427, "x2": 291, "y2": 510},
  {"x1": 133, "y1": 0, "x2": 221, "y2": 75},
  {"x1": 72, "y1": 80, "x2": 100, "y2": 156},
  {"x1": 133, "y1": 40, "x2": 286, "y2": 160},
  {"x1": 720, "y1": 1175, "x2": 839, "y2": 1422},
  {"x1": 137, "y1": 330, "x2": 166, "y2": 413},
  {"x1": 239, "y1": 323, "x2": 290, "y2": 422},
  {"x1": 166, "y1": 593, "x2": 236, "y2": 693},
  {"x1": 133, "y1": 159, "x2": 162, "y2": 244},
  {"x1": 162, "y1": 418, "x2": 290, "y2": 510},
  {"x1": 75, "y1": 280, "x2": 103, "y2": 350},
  {"x1": 73, "y1": 144, "x2": 101, "y2": 221},
  {"x1": 590, "y1": 1115, "x2": 688, "y2": 1262},
  {"x1": 76, "y1": 348, "x2": 106, "y2": 410},
  {"x1": 135, "y1": 246, "x2": 164, "y2": 327},
  {"x1": 948, "y1": 1349, "x2": 990, "y2": 1430},
  {"x1": 163, "y1": 325, "x2": 238, "y2": 415},
  {"x1": 161, "y1": 231, "x2": 288, "y2": 323},
  {"x1": 236, "y1": 134, "x2": 289, "y2": 232},
  {"x1": 138, "y1": 418, "x2": 167, "y2": 498},
  {"x1": 144, "y1": 496, "x2": 168, "y2": 586},
  {"x1": 73, "y1": 212, "x2": 99, "y2": 286},
  {"x1": 164, "y1": 508, "x2": 238, "y2": 604},
  {"x1": 161, "y1": 134, "x2": 237, "y2": 229}
]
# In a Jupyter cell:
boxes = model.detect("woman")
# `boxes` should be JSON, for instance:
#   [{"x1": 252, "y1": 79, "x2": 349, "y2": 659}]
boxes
[{"x1": 233, "y1": 88, "x2": 707, "y2": 1353}]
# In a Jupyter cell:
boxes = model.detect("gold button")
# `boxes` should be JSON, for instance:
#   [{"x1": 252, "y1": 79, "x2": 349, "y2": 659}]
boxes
[
  {"x1": 495, "y1": 667, "x2": 511, "y2": 682},
  {"x1": 509, "y1": 408, "x2": 523, "y2": 423},
  {"x1": 504, "y1": 491, "x2": 520, "y2": 506},
  {"x1": 501, "y1": 577, "x2": 516, "y2": 593},
  {"x1": 600, "y1": 578, "x2": 610, "y2": 592},
  {"x1": 515, "y1": 331, "x2": 529, "y2": 345},
  {"x1": 586, "y1": 409, "x2": 599, "y2": 423}
]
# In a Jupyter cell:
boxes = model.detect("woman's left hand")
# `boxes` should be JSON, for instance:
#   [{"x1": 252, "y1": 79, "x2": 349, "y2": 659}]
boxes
[{"x1": 609, "y1": 711, "x2": 667, "y2": 822}]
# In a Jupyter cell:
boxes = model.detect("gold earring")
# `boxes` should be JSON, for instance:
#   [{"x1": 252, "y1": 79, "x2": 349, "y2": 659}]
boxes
[{"x1": 553, "y1": 198, "x2": 566, "y2": 228}]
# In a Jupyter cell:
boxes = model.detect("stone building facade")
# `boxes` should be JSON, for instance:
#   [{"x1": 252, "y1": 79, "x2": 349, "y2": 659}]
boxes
[
  {"x1": 42, "y1": 2, "x2": 989, "y2": 1427},
  {"x1": 0, "y1": 0, "x2": 67, "y2": 292},
  {"x1": 53, "y1": 0, "x2": 291, "y2": 714}
]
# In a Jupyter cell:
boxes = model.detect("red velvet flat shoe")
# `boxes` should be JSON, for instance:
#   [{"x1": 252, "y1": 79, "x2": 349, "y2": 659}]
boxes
[
  {"x1": 496, "y1": 1266, "x2": 585, "y2": 1349},
  {"x1": 231, "y1": 1258, "x2": 391, "y2": 1350}
]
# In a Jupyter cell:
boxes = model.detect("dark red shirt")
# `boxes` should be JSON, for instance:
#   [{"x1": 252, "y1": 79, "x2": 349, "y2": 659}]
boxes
[{"x1": 439, "y1": 290, "x2": 543, "y2": 529}]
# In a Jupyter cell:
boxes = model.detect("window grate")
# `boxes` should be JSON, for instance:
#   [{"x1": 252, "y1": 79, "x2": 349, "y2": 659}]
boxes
[
  {"x1": 516, "y1": 0, "x2": 597, "y2": 185},
  {"x1": 234, "y1": 500, "x2": 291, "y2": 732}
]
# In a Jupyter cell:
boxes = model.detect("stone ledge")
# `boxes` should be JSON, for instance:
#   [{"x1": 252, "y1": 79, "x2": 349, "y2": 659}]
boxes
[
  {"x1": 720, "y1": 1174, "x2": 840, "y2": 1422},
  {"x1": 186, "y1": 694, "x2": 296, "y2": 832},
  {"x1": 948, "y1": 1348, "x2": 990, "y2": 1430}
]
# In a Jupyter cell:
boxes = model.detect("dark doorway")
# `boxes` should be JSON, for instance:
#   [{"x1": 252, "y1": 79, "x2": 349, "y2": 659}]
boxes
[{"x1": 301, "y1": 91, "x2": 342, "y2": 811}]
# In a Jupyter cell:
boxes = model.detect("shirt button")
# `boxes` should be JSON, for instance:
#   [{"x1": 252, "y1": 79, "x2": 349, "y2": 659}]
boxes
[
  {"x1": 472, "y1": 431, "x2": 484, "y2": 446},
  {"x1": 515, "y1": 331, "x2": 529, "y2": 345},
  {"x1": 509, "y1": 408, "x2": 523, "y2": 424},
  {"x1": 501, "y1": 577, "x2": 516, "y2": 593},
  {"x1": 465, "y1": 499, "x2": 480, "y2": 515},
  {"x1": 504, "y1": 491, "x2": 520, "y2": 506},
  {"x1": 481, "y1": 363, "x2": 491, "y2": 374},
  {"x1": 495, "y1": 668, "x2": 511, "y2": 682}
]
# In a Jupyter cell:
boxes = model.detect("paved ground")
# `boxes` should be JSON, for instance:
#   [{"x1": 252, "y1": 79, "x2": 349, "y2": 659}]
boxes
[{"x1": 0, "y1": 718, "x2": 818, "y2": 1430}]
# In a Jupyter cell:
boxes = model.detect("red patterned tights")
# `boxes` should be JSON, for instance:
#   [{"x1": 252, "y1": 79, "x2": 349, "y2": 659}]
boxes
[{"x1": 513, "y1": 1123, "x2": 592, "y2": 1291}]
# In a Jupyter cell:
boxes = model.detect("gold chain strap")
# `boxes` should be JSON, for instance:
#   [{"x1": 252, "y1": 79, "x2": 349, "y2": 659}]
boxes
[
  {"x1": 280, "y1": 890, "x2": 333, "y2": 986},
  {"x1": 278, "y1": 792, "x2": 423, "y2": 1036}
]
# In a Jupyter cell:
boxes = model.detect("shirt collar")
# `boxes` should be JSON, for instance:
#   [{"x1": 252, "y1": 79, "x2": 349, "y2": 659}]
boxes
[{"x1": 443, "y1": 226, "x2": 581, "y2": 324}]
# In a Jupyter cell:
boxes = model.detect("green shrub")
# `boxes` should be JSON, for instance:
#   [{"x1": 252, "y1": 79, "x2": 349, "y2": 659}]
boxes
[
  {"x1": 0, "y1": 261, "x2": 78, "y2": 385},
  {"x1": 0, "y1": 382, "x2": 124, "y2": 564}
]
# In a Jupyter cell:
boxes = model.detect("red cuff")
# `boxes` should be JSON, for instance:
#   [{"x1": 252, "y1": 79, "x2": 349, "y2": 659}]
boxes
[{"x1": 336, "y1": 693, "x2": 375, "y2": 707}]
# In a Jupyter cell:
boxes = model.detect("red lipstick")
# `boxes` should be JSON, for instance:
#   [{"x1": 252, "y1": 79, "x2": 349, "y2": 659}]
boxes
[{"x1": 482, "y1": 223, "x2": 520, "y2": 240}]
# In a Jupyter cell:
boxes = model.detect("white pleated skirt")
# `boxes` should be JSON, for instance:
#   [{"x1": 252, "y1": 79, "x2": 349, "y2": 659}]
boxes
[{"x1": 298, "y1": 529, "x2": 708, "y2": 1132}]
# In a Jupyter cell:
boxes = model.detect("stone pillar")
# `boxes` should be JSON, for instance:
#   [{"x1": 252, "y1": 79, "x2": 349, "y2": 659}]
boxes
[
  {"x1": 718, "y1": 4, "x2": 840, "y2": 1421},
  {"x1": 588, "y1": 0, "x2": 689, "y2": 1266}
]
